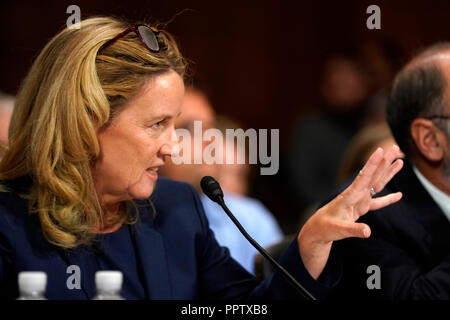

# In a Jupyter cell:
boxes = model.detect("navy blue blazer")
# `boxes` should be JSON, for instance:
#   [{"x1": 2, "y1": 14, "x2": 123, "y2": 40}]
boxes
[
  {"x1": 0, "y1": 177, "x2": 338, "y2": 300},
  {"x1": 330, "y1": 163, "x2": 450, "y2": 299}
]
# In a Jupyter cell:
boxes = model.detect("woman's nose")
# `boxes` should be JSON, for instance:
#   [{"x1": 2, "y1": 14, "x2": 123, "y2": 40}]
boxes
[{"x1": 159, "y1": 127, "x2": 179, "y2": 157}]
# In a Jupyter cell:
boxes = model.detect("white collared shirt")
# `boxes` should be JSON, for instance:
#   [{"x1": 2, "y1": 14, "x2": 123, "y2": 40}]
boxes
[{"x1": 413, "y1": 166, "x2": 450, "y2": 221}]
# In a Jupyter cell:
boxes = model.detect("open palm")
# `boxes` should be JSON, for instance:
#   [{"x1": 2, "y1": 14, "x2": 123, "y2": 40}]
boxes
[{"x1": 298, "y1": 145, "x2": 404, "y2": 279}]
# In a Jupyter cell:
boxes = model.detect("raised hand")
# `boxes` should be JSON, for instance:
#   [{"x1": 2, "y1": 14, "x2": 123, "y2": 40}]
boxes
[{"x1": 297, "y1": 145, "x2": 404, "y2": 279}]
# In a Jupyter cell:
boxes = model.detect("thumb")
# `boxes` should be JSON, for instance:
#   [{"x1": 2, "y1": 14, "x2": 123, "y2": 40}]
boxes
[
  {"x1": 354, "y1": 222, "x2": 371, "y2": 238},
  {"x1": 333, "y1": 221, "x2": 371, "y2": 240}
]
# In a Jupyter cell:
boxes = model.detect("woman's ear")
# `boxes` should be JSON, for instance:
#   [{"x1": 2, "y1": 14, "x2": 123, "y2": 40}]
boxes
[{"x1": 410, "y1": 118, "x2": 445, "y2": 162}]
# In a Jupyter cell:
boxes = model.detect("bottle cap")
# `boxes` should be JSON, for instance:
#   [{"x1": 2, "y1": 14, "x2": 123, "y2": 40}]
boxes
[
  {"x1": 95, "y1": 271, "x2": 123, "y2": 292},
  {"x1": 18, "y1": 271, "x2": 47, "y2": 293}
]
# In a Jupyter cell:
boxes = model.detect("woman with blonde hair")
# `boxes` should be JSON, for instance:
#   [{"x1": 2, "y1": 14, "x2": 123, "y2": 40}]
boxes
[{"x1": 0, "y1": 16, "x2": 404, "y2": 299}]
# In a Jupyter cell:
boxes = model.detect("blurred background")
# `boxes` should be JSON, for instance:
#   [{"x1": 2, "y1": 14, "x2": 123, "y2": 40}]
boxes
[{"x1": 1, "y1": 0, "x2": 450, "y2": 234}]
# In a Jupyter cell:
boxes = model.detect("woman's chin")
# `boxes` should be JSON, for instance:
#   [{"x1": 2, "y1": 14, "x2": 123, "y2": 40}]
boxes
[{"x1": 130, "y1": 181, "x2": 156, "y2": 200}]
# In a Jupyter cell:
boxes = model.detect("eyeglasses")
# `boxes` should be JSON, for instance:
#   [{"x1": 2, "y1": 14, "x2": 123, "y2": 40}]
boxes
[{"x1": 100, "y1": 24, "x2": 162, "y2": 53}]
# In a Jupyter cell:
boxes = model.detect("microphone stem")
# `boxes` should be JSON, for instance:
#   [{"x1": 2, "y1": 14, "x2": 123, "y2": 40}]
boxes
[{"x1": 217, "y1": 197, "x2": 316, "y2": 301}]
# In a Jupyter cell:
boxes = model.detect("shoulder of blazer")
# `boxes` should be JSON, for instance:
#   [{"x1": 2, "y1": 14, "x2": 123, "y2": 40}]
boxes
[
  {"x1": 146, "y1": 177, "x2": 209, "y2": 230},
  {"x1": 0, "y1": 188, "x2": 31, "y2": 229}
]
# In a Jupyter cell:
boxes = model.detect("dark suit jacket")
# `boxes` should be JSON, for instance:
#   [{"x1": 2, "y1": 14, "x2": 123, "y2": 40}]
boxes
[
  {"x1": 0, "y1": 177, "x2": 338, "y2": 300},
  {"x1": 330, "y1": 162, "x2": 450, "y2": 299}
]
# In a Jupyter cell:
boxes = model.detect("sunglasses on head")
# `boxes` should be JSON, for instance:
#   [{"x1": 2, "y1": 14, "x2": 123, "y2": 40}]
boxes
[{"x1": 100, "y1": 24, "x2": 163, "y2": 53}]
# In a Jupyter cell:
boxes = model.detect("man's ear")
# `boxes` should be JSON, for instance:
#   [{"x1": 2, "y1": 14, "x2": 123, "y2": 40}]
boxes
[{"x1": 410, "y1": 118, "x2": 445, "y2": 161}]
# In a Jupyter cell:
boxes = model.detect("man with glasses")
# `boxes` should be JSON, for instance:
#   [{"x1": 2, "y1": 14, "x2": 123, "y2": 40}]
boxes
[{"x1": 331, "y1": 43, "x2": 450, "y2": 299}]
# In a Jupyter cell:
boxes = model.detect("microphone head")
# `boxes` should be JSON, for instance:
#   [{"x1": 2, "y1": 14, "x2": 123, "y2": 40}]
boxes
[{"x1": 200, "y1": 176, "x2": 224, "y2": 203}]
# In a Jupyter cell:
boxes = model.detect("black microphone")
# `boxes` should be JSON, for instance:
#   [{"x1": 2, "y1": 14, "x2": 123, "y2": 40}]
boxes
[{"x1": 200, "y1": 176, "x2": 316, "y2": 300}]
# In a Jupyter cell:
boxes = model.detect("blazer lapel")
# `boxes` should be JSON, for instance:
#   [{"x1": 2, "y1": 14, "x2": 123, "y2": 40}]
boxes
[
  {"x1": 131, "y1": 203, "x2": 173, "y2": 300},
  {"x1": 396, "y1": 164, "x2": 450, "y2": 252}
]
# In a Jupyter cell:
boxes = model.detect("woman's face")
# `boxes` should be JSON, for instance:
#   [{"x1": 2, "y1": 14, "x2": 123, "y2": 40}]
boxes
[{"x1": 93, "y1": 70, "x2": 185, "y2": 206}]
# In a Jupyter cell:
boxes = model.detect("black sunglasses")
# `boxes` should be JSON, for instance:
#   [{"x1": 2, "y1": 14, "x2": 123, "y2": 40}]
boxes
[{"x1": 100, "y1": 24, "x2": 162, "y2": 53}]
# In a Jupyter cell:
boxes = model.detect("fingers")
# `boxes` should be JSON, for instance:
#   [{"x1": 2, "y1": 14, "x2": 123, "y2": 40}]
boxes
[
  {"x1": 370, "y1": 145, "x2": 403, "y2": 193},
  {"x1": 369, "y1": 145, "x2": 402, "y2": 193},
  {"x1": 370, "y1": 192, "x2": 403, "y2": 211},
  {"x1": 331, "y1": 220, "x2": 371, "y2": 241},
  {"x1": 346, "y1": 148, "x2": 384, "y2": 202},
  {"x1": 372, "y1": 159, "x2": 404, "y2": 193},
  {"x1": 346, "y1": 145, "x2": 404, "y2": 203}
]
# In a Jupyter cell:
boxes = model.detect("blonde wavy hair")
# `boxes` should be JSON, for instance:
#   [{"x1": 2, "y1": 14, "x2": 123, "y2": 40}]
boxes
[{"x1": 0, "y1": 16, "x2": 186, "y2": 248}]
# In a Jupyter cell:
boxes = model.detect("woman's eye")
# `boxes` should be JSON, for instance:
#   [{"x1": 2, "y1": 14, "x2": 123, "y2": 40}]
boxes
[
  {"x1": 151, "y1": 119, "x2": 164, "y2": 129},
  {"x1": 152, "y1": 121, "x2": 161, "y2": 129}
]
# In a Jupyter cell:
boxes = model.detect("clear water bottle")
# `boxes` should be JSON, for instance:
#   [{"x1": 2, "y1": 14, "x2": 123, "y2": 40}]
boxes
[
  {"x1": 17, "y1": 271, "x2": 47, "y2": 300},
  {"x1": 92, "y1": 271, "x2": 125, "y2": 300}
]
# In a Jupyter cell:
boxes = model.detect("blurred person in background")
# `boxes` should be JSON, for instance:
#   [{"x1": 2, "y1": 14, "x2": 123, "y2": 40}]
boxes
[
  {"x1": 288, "y1": 53, "x2": 372, "y2": 215},
  {"x1": 358, "y1": 38, "x2": 404, "y2": 94},
  {"x1": 214, "y1": 115, "x2": 250, "y2": 196},
  {"x1": 336, "y1": 122, "x2": 405, "y2": 184},
  {"x1": 160, "y1": 87, "x2": 283, "y2": 274},
  {"x1": 0, "y1": 92, "x2": 14, "y2": 144}
]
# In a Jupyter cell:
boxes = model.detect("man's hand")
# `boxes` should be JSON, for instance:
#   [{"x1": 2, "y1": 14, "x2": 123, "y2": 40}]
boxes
[{"x1": 297, "y1": 145, "x2": 404, "y2": 280}]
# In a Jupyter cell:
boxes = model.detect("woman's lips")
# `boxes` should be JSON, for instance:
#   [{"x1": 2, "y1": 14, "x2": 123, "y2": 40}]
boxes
[{"x1": 145, "y1": 167, "x2": 159, "y2": 180}]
